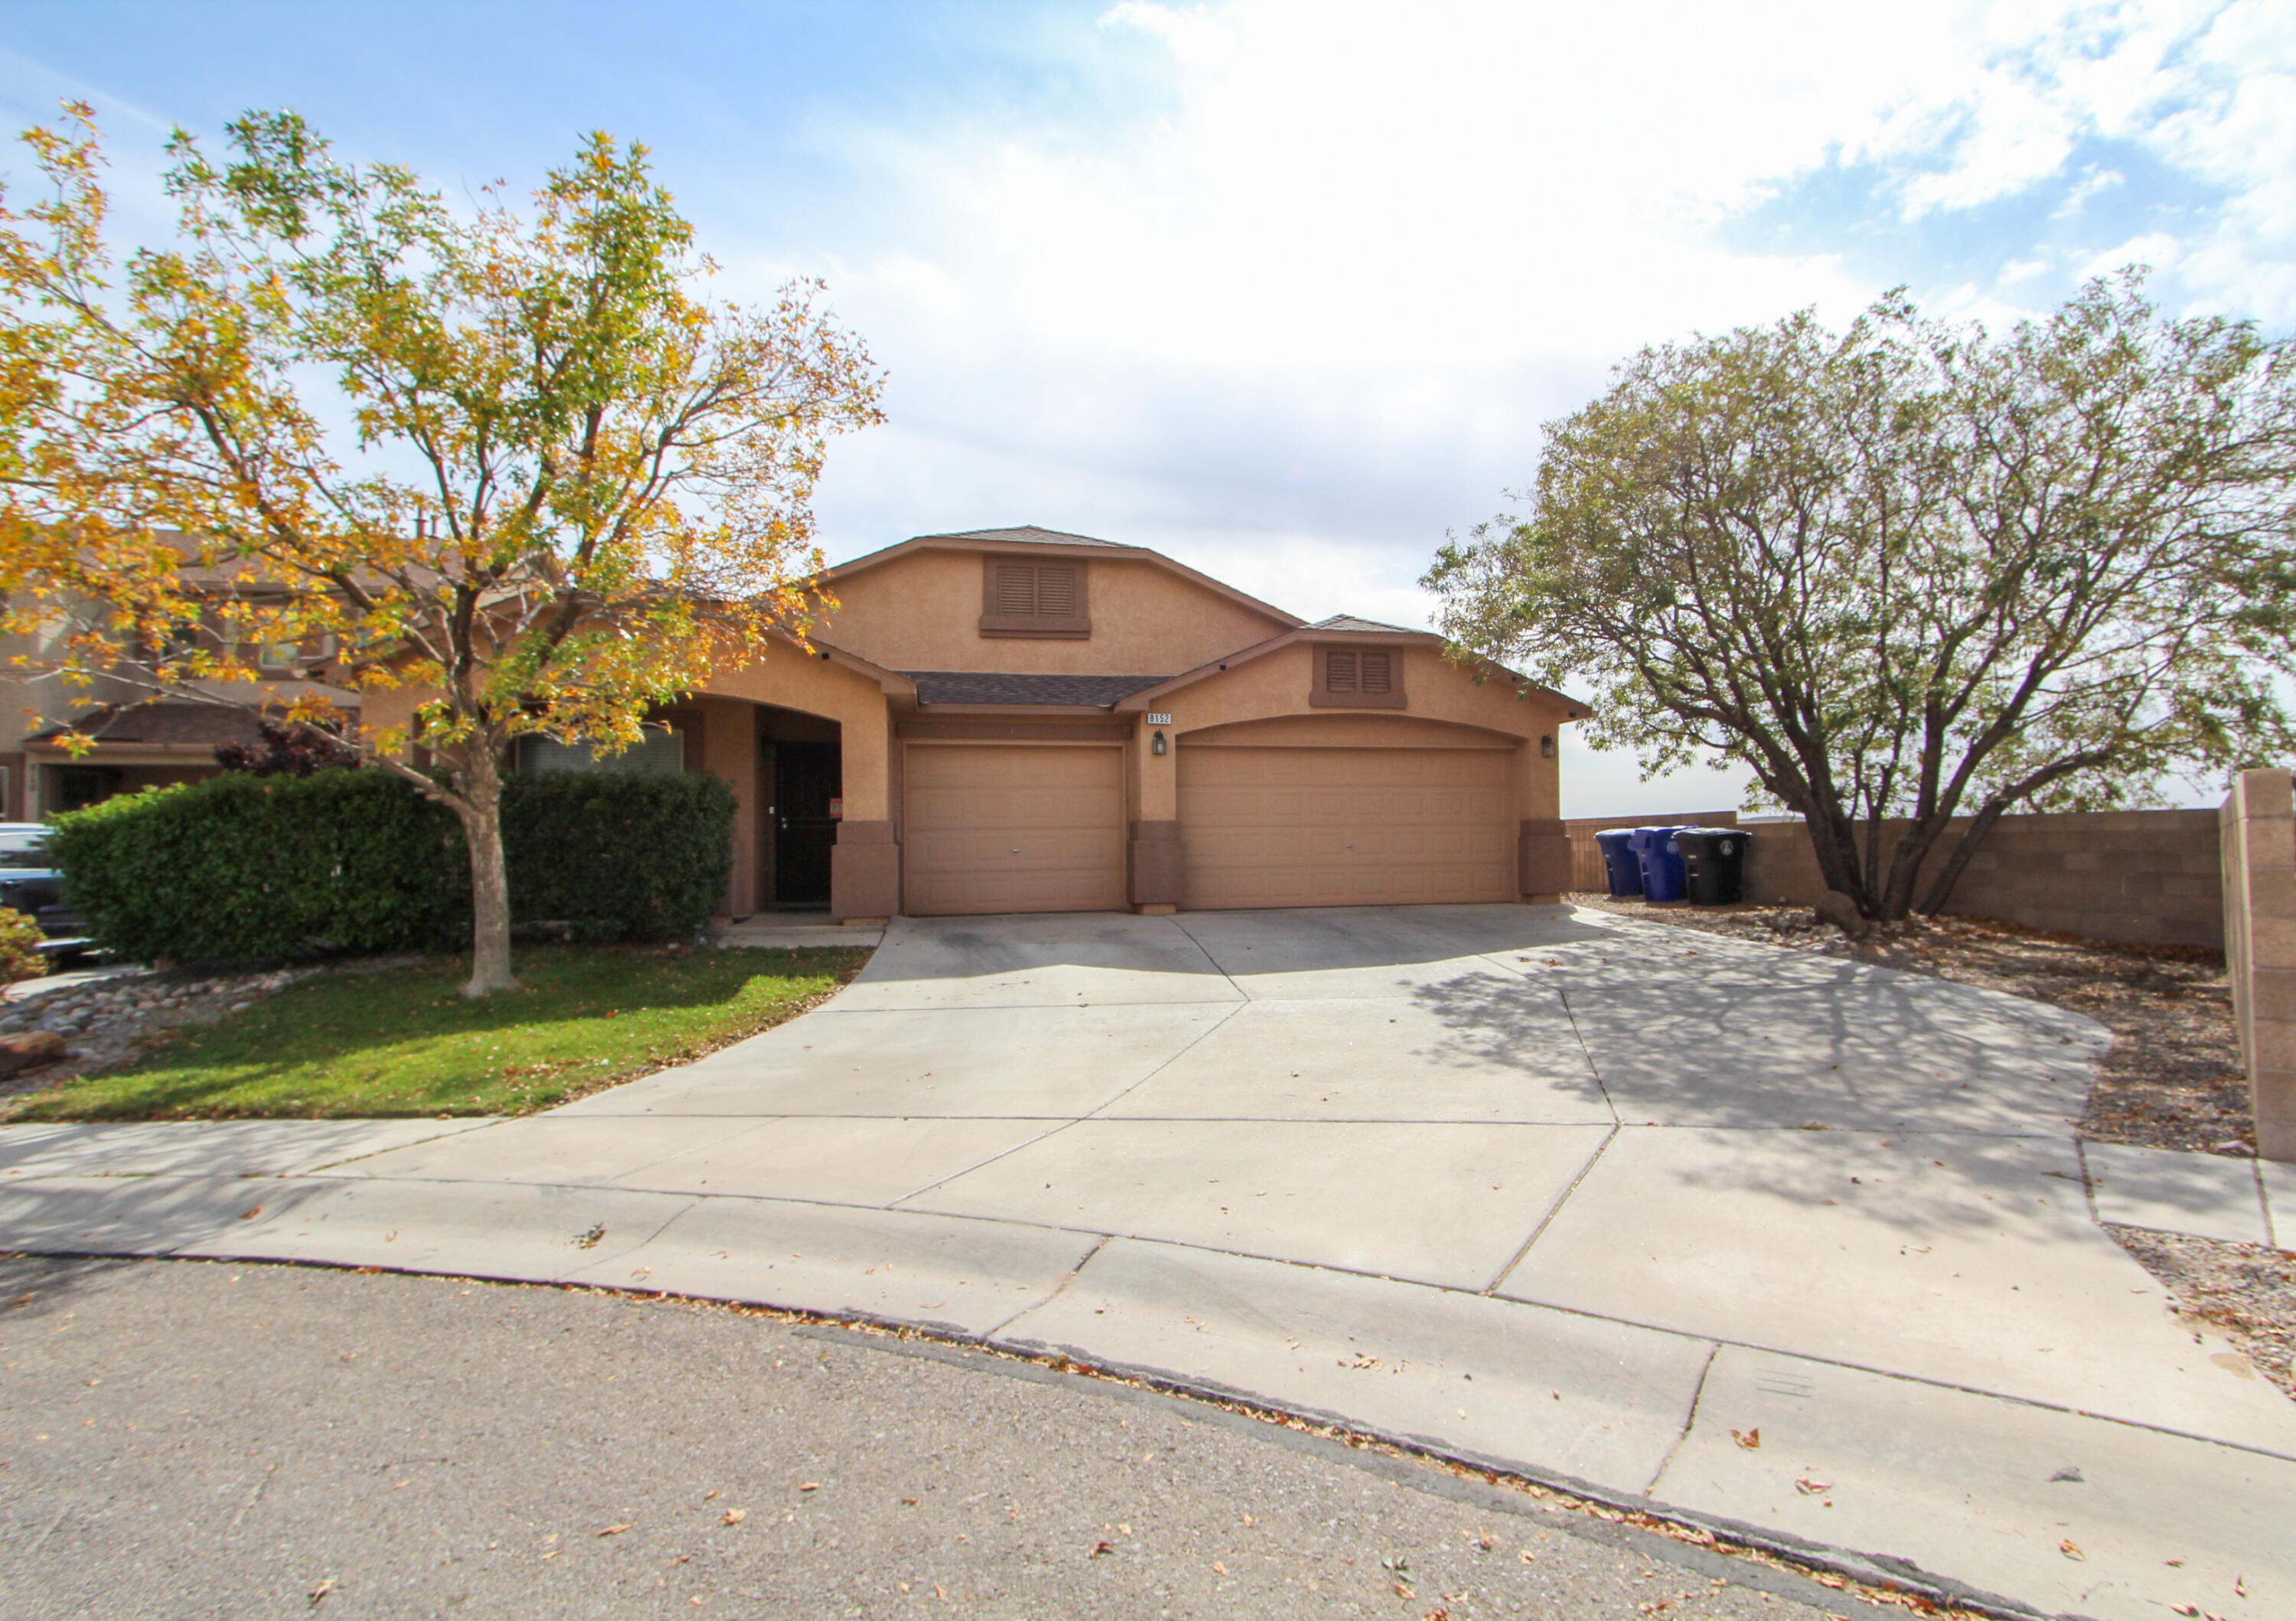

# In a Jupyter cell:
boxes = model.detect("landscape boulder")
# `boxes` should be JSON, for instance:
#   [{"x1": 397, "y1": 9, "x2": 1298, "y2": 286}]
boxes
[
  {"x1": 1815, "y1": 889, "x2": 1871, "y2": 939},
  {"x1": 0, "y1": 1029, "x2": 69, "y2": 1078}
]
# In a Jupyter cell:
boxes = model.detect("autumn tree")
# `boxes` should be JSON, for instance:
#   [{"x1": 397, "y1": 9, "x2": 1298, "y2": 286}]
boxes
[
  {"x1": 0, "y1": 106, "x2": 882, "y2": 991},
  {"x1": 1427, "y1": 278, "x2": 2296, "y2": 922}
]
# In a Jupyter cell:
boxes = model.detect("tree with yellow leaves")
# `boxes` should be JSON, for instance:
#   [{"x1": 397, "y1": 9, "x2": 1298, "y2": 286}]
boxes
[{"x1": 0, "y1": 106, "x2": 883, "y2": 993}]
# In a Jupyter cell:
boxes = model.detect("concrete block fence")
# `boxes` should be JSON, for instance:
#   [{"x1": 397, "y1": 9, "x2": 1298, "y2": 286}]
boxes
[
  {"x1": 2221, "y1": 771, "x2": 2296, "y2": 1163},
  {"x1": 1564, "y1": 807, "x2": 2222, "y2": 950}
]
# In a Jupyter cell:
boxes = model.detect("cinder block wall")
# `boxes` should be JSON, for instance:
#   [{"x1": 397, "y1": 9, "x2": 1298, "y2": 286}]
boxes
[
  {"x1": 2220, "y1": 770, "x2": 2296, "y2": 1163},
  {"x1": 1562, "y1": 812, "x2": 1740, "y2": 893},
  {"x1": 1573, "y1": 806, "x2": 2223, "y2": 950}
]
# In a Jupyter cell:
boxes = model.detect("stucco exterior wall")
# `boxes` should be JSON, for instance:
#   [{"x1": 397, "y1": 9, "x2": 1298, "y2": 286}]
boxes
[
  {"x1": 820, "y1": 551, "x2": 1292, "y2": 677},
  {"x1": 1145, "y1": 644, "x2": 1568, "y2": 817}
]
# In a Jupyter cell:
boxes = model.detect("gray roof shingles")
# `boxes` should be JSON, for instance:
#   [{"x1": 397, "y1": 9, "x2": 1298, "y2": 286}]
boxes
[
  {"x1": 1309, "y1": 614, "x2": 1427, "y2": 635},
  {"x1": 902, "y1": 671, "x2": 1171, "y2": 708},
  {"x1": 31, "y1": 700, "x2": 358, "y2": 747},
  {"x1": 915, "y1": 524, "x2": 1133, "y2": 550}
]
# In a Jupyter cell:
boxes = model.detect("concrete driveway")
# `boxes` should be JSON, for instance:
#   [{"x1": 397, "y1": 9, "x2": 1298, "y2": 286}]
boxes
[{"x1": 5, "y1": 903, "x2": 2293, "y2": 1619}]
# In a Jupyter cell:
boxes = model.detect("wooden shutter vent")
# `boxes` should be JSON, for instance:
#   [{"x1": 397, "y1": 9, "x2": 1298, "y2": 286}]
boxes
[
  {"x1": 1311, "y1": 642, "x2": 1404, "y2": 706},
  {"x1": 980, "y1": 554, "x2": 1091, "y2": 637}
]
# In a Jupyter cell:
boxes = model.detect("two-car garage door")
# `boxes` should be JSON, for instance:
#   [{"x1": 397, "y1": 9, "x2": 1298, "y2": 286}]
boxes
[
  {"x1": 1177, "y1": 745, "x2": 1515, "y2": 909},
  {"x1": 902, "y1": 740, "x2": 1516, "y2": 914}
]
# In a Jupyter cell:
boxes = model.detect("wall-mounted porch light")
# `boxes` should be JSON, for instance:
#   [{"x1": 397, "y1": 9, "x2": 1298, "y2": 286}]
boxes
[
  {"x1": 1151, "y1": 729, "x2": 1169, "y2": 755},
  {"x1": 1540, "y1": 734, "x2": 1556, "y2": 758}
]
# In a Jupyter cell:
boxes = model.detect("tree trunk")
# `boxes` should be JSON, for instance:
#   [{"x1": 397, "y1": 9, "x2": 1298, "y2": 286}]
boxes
[
  {"x1": 1799, "y1": 803, "x2": 1877, "y2": 916},
  {"x1": 1916, "y1": 798, "x2": 2014, "y2": 918},
  {"x1": 456, "y1": 746, "x2": 517, "y2": 997}
]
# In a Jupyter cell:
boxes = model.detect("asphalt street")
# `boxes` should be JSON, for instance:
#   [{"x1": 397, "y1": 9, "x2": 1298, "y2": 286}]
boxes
[{"x1": 0, "y1": 1255, "x2": 1856, "y2": 1620}]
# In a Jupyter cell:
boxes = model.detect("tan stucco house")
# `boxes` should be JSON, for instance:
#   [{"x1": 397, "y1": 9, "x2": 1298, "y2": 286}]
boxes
[
  {"x1": 15, "y1": 523, "x2": 1585, "y2": 921},
  {"x1": 558, "y1": 524, "x2": 1583, "y2": 922}
]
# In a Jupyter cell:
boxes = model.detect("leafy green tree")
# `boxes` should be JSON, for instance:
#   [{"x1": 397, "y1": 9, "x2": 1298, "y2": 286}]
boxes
[
  {"x1": 1427, "y1": 277, "x2": 2296, "y2": 921},
  {"x1": 0, "y1": 106, "x2": 882, "y2": 992}
]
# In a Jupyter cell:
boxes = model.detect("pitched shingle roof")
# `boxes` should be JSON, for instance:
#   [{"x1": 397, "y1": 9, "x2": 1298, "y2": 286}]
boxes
[
  {"x1": 31, "y1": 700, "x2": 357, "y2": 748},
  {"x1": 902, "y1": 671, "x2": 1172, "y2": 707},
  {"x1": 1310, "y1": 615, "x2": 1427, "y2": 635},
  {"x1": 912, "y1": 524, "x2": 1134, "y2": 550}
]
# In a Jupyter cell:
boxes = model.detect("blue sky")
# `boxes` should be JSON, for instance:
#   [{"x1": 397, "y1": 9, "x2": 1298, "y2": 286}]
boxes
[{"x1": 4, "y1": 1, "x2": 2291, "y2": 813}]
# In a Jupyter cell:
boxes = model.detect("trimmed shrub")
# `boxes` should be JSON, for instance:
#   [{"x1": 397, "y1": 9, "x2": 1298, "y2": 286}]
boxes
[
  {"x1": 47, "y1": 768, "x2": 735, "y2": 964},
  {"x1": 46, "y1": 771, "x2": 468, "y2": 963},
  {"x1": 501, "y1": 771, "x2": 735, "y2": 944},
  {"x1": 0, "y1": 907, "x2": 47, "y2": 982}
]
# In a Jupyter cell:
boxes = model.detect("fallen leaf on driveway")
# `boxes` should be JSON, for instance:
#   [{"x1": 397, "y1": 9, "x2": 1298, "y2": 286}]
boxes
[
  {"x1": 1090, "y1": 1540, "x2": 1114, "y2": 1557},
  {"x1": 720, "y1": 1508, "x2": 744, "y2": 1525},
  {"x1": 1730, "y1": 1428, "x2": 1760, "y2": 1450},
  {"x1": 2059, "y1": 1538, "x2": 2084, "y2": 1560},
  {"x1": 2169, "y1": 1606, "x2": 2200, "y2": 1617},
  {"x1": 1793, "y1": 1477, "x2": 1830, "y2": 1495},
  {"x1": 595, "y1": 1523, "x2": 631, "y2": 1537},
  {"x1": 308, "y1": 1578, "x2": 333, "y2": 1606},
  {"x1": 241, "y1": 1205, "x2": 263, "y2": 1220},
  {"x1": 797, "y1": 1482, "x2": 820, "y2": 1492}
]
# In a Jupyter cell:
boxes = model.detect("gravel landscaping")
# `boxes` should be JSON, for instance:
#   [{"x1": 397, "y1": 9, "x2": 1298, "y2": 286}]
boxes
[{"x1": 0, "y1": 965, "x2": 309, "y2": 1100}]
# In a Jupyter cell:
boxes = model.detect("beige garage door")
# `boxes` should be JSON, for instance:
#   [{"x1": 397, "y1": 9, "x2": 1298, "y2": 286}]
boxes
[
  {"x1": 1179, "y1": 745, "x2": 1515, "y2": 908},
  {"x1": 903, "y1": 744, "x2": 1126, "y2": 915}
]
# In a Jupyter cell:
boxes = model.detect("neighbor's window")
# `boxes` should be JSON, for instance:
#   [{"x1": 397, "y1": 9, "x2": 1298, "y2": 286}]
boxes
[
  {"x1": 515, "y1": 726, "x2": 686, "y2": 775},
  {"x1": 980, "y1": 556, "x2": 1090, "y2": 638},
  {"x1": 1310, "y1": 644, "x2": 1405, "y2": 707}
]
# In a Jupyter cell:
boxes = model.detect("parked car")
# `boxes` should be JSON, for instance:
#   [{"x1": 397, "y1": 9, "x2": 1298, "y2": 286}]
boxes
[{"x1": 0, "y1": 823, "x2": 93, "y2": 960}]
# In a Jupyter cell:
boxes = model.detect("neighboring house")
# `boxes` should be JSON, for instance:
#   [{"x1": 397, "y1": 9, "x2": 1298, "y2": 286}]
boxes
[
  {"x1": 1, "y1": 559, "x2": 354, "y2": 820},
  {"x1": 374, "y1": 524, "x2": 1587, "y2": 921}
]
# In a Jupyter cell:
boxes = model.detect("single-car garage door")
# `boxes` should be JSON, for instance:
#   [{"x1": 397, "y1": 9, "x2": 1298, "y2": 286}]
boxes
[
  {"x1": 903, "y1": 744, "x2": 1126, "y2": 915},
  {"x1": 1179, "y1": 745, "x2": 1515, "y2": 908}
]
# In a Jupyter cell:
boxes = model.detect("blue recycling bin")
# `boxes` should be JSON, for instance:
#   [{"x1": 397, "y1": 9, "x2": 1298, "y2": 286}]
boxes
[
  {"x1": 1593, "y1": 829, "x2": 1643, "y2": 896},
  {"x1": 1629, "y1": 826, "x2": 1691, "y2": 902}
]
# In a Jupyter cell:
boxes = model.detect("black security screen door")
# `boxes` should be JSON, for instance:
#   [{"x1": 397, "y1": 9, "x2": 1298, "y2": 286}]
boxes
[{"x1": 774, "y1": 742, "x2": 840, "y2": 905}]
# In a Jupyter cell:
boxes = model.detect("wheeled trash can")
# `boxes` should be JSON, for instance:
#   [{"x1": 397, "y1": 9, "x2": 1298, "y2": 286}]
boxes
[
  {"x1": 1593, "y1": 828, "x2": 1642, "y2": 897},
  {"x1": 1675, "y1": 827, "x2": 1746, "y2": 905},
  {"x1": 1628, "y1": 826, "x2": 1691, "y2": 903}
]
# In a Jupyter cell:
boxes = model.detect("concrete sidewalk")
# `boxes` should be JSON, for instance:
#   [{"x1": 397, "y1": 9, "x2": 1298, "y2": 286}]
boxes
[{"x1": 2, "y1": 903, "x2": 2290, "y2": 1620}]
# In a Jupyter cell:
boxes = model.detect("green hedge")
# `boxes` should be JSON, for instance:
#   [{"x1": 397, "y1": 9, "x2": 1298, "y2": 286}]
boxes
[{"x1": 46, "y1": 768, "x2": 735, "y2": 964}]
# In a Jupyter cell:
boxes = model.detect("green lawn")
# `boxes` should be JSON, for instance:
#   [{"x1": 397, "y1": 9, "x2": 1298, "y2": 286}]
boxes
[{"x1": 9, "y1": 944, "x2": 870, "y2": 1122}]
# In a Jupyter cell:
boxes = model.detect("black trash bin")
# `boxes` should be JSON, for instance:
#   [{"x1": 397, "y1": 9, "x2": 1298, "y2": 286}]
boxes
[{"x1": 1675, "y1": 827, "x2": 1746, "y2": 905}]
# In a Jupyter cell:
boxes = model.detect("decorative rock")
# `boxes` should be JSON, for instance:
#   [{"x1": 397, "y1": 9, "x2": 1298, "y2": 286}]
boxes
[
  {"x1": 0, "y1": 1030, "x2": 68, "y2": 1077},
  {"x1": 1814, "y1": 889, "x2": 1871, "y2": 939}
]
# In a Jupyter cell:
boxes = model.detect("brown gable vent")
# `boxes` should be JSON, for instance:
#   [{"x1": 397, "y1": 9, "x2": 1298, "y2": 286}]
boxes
[
  {"x1": 996, "y1": 562, "x2": 1038, "y2": 615},
  {"x1": 1310, "y1": 643, "x2": 1404, "y2": 708},
  {"x1": 980, "y1": 556, "x2": 1091, "y2": 638}
]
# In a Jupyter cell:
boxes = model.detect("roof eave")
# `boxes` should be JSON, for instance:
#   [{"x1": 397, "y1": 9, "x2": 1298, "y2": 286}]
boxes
[
  {"x1": 823, "y1": 533, "x2": 1306, "y2": 631},
  {"x1": 1115, "y1": 626, "x2": 1593, "y2": 719},
  {"x1": 910, "y1": 701, "x2": 1125, "y2": 719}
]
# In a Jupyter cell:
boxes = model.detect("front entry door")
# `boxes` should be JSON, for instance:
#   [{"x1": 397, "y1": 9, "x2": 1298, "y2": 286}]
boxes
[{"x1": 774, "y1": 742, "x2": 840, "y2": 906}]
